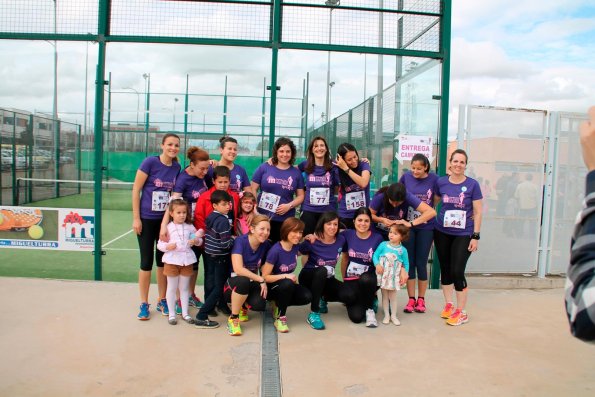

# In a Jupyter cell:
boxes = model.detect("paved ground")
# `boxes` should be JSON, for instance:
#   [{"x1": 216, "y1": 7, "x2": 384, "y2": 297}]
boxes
[{"x1": 0, "y1": 277, "x2": 593, "y2": 397}]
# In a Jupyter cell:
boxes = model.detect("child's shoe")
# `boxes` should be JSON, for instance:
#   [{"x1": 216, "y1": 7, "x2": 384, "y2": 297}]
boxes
[
  {"x1": 182, "y1": 315, "x2": 195, "y2": 325},
  {"x1": 274, "y1": 316, "x2": 289, "y2": 333},
  {"x1": 404, "y1": 297, "x2": 416, "y2": 313},
  {"x1": 440, "y1": 302, "x2": 454, "y2": 319},
  {"x1": 391, "y1": 316, "x2": 401, "y2": 326},
  {"x1": 156, "y1": 299, "x2": 169, "y2": 316},
  {"x1": 414, "y1": 297, "x2": 426, "y2": 313},
  {"x1": 168, "y1": 317, "x2": 177, "y2": 325},
  {"x1": 382, "y1": 316, "x2": 390, "y2": 325},
  {"x1": 239, "y1": 307, "x2": 249, "y2": 322},
  {"x1": 319, "y1": 298, "x2": 328, "y2": 314},
  {"x1": 189, "y1": 294, "x2": 203, "y2": 308},
  {"x1": 446, "y1": 309, "x2": 468, "y2": 326},
  {"x1": 227, "y1": 316, "x2": 242, "y2": 336},
  {"x1": 307, "y1": 312, "x2": 325, "y2": 330},
  {"x1": 137, "y1": 302, "x2": 150, "y2": 320}
]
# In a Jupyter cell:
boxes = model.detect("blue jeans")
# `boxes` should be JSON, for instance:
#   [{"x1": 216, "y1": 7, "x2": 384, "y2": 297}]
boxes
[{"x1": 197, "y1": 254, "x2": 230, "y2": 320}]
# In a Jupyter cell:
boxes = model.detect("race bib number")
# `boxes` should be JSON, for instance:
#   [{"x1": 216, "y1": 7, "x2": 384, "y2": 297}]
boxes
[
  {"x1": 310, "y1": 187, "x2": 330, "y2": 206},
  {"x1": 258, "y1": 192, "x2": 281, "y2": 213},
  {"x1": 151, "y1": 191, "x2": 169, "y2": 212},
  {"x1": 346, "y1": 262, "x2": 369, "y2": 278},
  {"x1": 444, "y1": 210, "x2": 466, "y2": 229},
  {"x1": 324, "y1": 265, "x2": 335, "y2": 278},
  {"x1": 345, "y1": 191, "x2": 366, "y2": 211},
  {"x1": 407, "y1": 206, "x2": 421, "y2": 222}
]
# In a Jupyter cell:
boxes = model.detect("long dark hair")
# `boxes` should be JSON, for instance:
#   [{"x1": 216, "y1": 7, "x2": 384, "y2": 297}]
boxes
[
  {"x1": 305, "y1": 136, "x2": 333, "y2": 174},
  {"x1": 314, "y1": 211, "x2": 340, "y2": 239},
  {"x1": 376, "y1": 182, "x2": 407, "y2": 210},
  {"x1": 336, "y1": 142, "x2": 362, "y2": 188}
]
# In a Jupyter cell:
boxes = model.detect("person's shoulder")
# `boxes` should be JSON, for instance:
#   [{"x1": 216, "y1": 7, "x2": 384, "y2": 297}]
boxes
[
  {"x1": 298, "y1": 160, "x2": 307, "y2": 171},
  {"x1": 360, "y1": 161, "x2": 371, "y2": 171}
]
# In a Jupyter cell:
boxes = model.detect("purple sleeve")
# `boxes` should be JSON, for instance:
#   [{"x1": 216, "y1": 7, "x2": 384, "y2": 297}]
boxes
[
  {"x1": 138, "y1": 156, "x2": 155, "y2": 175},
  {"x1": 265, "y1": 244, "x2": 279, "y2": 265},
  {"x1": 361, "y1": 161, "x2": 372, "y2": 175},
  {"x1": 231, "y1": 236, "x2": 244, "y2": 255},
  {"x1": 369, "y1": 193, "x2": 383, "y2": 212},
  {"x1": 251, "y1": 164, "x2": 265, "y2": 184},
  {"x1": 405, "y1": 192, "x2": 422, "y2": 209},
  {"x1": 471, "y1": 179, "x2": 484, "y2": 200},
  {"x1": 298, "y1": 240, "x2": 311, "y2": 255},
  {"x1": 240, "y1": 168, "x2": 250, "y2": 190},
  {"x1": 296, "y1": 168, "x2": 305, "y2": 189},
  {"x1": 398, "y1": 173, "x2": 405, "y2": 184}
]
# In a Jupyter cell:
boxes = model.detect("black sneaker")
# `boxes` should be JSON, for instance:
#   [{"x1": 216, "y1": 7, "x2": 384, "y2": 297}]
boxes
[
  {"x1": 208, "y1": 309, "x2": 218, "y2": 317},
  {"x1": 218, "y1": 305, "x2": 232, "y2": 315},
  {"x1": 194, "y1": 319, "x2": 220, "y2": 329}
]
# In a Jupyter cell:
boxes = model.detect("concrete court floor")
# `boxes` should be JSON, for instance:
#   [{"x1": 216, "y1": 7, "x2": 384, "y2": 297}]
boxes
[{"x1": 0, "y1": 277, "x2": 593, "y2": 397}]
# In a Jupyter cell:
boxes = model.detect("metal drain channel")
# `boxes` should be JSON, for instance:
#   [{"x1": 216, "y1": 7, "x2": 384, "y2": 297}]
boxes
[{"x1": 260, "y1": 304, "x2": 282, "y2": 397}]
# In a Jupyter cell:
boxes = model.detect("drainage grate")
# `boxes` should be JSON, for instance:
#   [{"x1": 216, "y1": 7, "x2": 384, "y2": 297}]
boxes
[{"x1": 260, "y1": 303, "x2": 282, "y2": 397}]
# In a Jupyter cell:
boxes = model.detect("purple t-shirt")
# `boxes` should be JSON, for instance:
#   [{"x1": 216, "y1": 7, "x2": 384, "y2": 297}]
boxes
[
  {"x1": 138, "y1": 156, "x2": 181, "y2": 220},
  {"x1": 335, "y1": 161, "x2": 372, "y2": 219},
  {"x1": 231, "y1": 234, "x2": 271, "y2": 273},
  {"x1": 207, "y1": 163, "x2": 250, "y2": 194},
  {"x1": 435, "y1": 176, "x2": 483, "y2": 236},
  {"x1": 252, "y1": 163, "x2": 305, "y2": 222},
  {"x1": 174, "y1": 168, "x2": 209, "y2": 216},
  {"x1": 299, "y1": 233, "x2": 345, "y2": 271},
  {"x1": 341, "y1": 229, "x2": 383, "y2": 279},
  {"x1": 398, "y1": 172, "x2": 438, "y2": 230},
  {"x1": 265, "y1": 242, "x2": 300, "y2": 275},
  {"x1": 298, "y1": 161, "x2": 339, "y2": 213},
  {"x1": 369, "y1": 191, "x2": 422, "y2": 235}
]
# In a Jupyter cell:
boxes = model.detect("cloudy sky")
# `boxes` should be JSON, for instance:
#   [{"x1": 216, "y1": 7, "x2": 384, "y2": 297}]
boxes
[{"x1": 0, "y1": 0, "x2": 594, "y2": 136}]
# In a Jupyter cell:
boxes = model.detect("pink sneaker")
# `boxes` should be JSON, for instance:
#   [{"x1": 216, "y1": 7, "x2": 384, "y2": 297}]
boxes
[
  {"x1": 404, "y1": 298, "x2": 416, "y2": 313},
  {"x1": 414, "y1": 297, "x2": 426, "y2": 313}
]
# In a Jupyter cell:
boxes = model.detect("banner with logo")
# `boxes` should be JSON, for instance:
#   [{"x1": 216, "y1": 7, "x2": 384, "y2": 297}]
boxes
[
  {"x1": 395, "y1": 135, "x2": 434, "y2": 163},
  {"x1": 0, "y1": 206, "x2": 95, "y2": 251}
]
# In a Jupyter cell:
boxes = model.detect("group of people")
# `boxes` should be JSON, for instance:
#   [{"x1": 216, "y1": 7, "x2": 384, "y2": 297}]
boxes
[{"x1": 132, "y1": 133, "x2": 484, "y2": 335}]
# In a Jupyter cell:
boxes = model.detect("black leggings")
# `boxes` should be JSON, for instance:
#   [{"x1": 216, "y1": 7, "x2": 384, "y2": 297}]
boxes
[
  {"x1": 343, "y1": 272, "x2": 378, "y2": 323},
  {"x1": 223, "y1": 276, "x2": 267, "y2": 312},
  {"x1": 339, "y1": 217, "x2": 354, "y2": 230},
  {"x1": 269, "y1": 220, "x2": 283, "y2": 243},
  {"x1": 299, "y1": 267, "x2": 356, "y2": 312},
  {"x1": 266, "y1": 278, "x2": 312, "y2": 316},
  {"x1": 433, "y1": 230, "x2": 472, "y2": 291},
  {"x1": 300, "y1": 210, "x2": 322, "y2": 236},
  {"x1": 137, "y1": 218, "x2": 164, "y2": 271}
]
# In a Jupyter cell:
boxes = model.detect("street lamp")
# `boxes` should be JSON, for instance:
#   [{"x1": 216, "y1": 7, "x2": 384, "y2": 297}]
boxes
[
  {"x1": 142, "y1": 73, "x2": 151, "y2": 155},
  {"x1": 122, "y1": 87, "x2": 140, "y2": 125},
  {"x1": 311, "y1": 103, "x2": 315, "y2": 129},
  {"x1": 324, "y1": 0, "x2": 340, "y2": 124},
  {"x1": 328, "y1": 82, "x2": 335, "y2": 123},
  {"x1": 173, "y1": 98, "x2": 179, "y2": 131}
]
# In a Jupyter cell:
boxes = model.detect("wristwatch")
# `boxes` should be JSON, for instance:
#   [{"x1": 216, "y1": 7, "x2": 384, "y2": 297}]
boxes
[{"x1": 471, "y1": 232, "x2": 480, "y2": 240}]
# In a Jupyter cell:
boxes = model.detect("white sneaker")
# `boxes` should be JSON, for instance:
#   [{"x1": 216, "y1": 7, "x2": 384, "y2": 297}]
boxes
[
  {"x1": 365, "y1": 309, "x2": 377, "y2": 328},
  {"x1": 391, "y1": 316, "x2": 401, "y2": 326}
]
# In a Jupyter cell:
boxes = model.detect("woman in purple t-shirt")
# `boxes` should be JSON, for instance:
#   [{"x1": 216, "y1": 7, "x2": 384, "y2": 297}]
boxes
[
  {"x1": 159, "y1": 146, "x2": 211, "y2": 309},
  {"x1": 132, "y1": 133, "x2": 182, "y2": 320},
  {"x1": 208, "y1": 136, "x2": 251, "y2": 194},
  {"x1": 340, "y1": 207, "x2": 384, "y2": 327},
  {"x1": 223, "y1": 215, "x2": 272, "y2": 336},
  {"x1": 434, "y1": 149, "x2": 483, "y2": 327},
  {"x1": 298, "y1": 211, "x2": 355, "y2": 330},
  {"x1": 298, "y1": 136, "x2": 340, "y2": 235},
  {"x1": 251, "y1": 137, "x2": 305, "y2": 242},
  {"x1": 398, "y1": 153, "x2": 439, "y2": 314},
  {"x1": 262, "y1": 218, "x2": 312, "y2": 333},
  {"x1": 335, "y1": 143, "x2": 371, "y2": 229},
  {"x1": 369, "y1": 182, "x2": 436, "y2": 240}
]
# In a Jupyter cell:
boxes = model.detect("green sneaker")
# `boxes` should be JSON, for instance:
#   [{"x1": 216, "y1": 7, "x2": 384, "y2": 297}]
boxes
[
  {"x1": 274, "y1": 316, "x2": 289, "y2": 333},
  {"x1": 175, "y1": 299, "x2": 182, "y2": 316},
  {"x1": 319, "y1": 298, "x2": 328, "y2": 314},
  {"x1": 239, "y1": 307, "x2": 249, "y2": 322},
  {"x1": 307, "y1": 312, "x2": 325, "y2": 330},
  {"x1": 227, "y1": 316, "x2": 242, "y2": 336},
  {"x1": 189, "y1": 294, "x2": 203, "y2": 309},
  {"x1": 271, "y1": 301, "x2": 279, "y2": 319}
]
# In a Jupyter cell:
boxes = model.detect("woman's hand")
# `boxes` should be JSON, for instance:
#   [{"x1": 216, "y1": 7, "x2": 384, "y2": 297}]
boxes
[
  {"x1": 284, "y1": 274, "x2": 298, "y2": 283},
  {"x1": 275, "y1": 203, "x2": 292, "y2": 215},
  {"x1": 166, "y1": 242, "x2": 177, "y2": 251},
  {"x1": 133, "y1": 219, "x2": 142, "y2": 235},
  {"x1": 159, "y1": 225, "x2": 169, "y2": 242},
  {"x1": 381, "y1": 218, "x2": 395, "y2": 227},
  {"x1": 399, "y1": 267, "x2": 409, "y2": 285},
  {"x1": 334, "y1": 155, "x2": 348, "y2": 172},
  {"x1": 468, "y1": 239, "x2": 479, "y2": 252},
  {"x1": 376, "y1": 265, "x2": 384, "y2": 275},
  {"x1": 259, "y1": 282, "x2": 268, "y2": 298},
  {"x1": 303, "y1": 234, "x2": 318, "y2": 243},
  {"x1": 209, "y1": 159, "x2": 219, "y2": 167}
]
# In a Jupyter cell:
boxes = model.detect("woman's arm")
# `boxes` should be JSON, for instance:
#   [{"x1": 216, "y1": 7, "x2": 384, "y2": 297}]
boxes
[
  {"x1": 132, "y1": 170, "x2": 148, "y2": 235},
  {"x1": 262, "y1": 263, "x2": 297, "y2": 283},
  {"x1": 159, "y1": 192, "x2": 183, "y2": 240},
  {"x1": 410, "y1": 202, "x2": 437, "y2": 227},
  {"x1": 340, "y1": 252, "x2": 349, "y2": 279},
  {"x1": 468, "y1": 199, "x2": 483, "y2": 252},
  {"x1": 232, "y1": 254, "x2": 266, "y2": 283},
  {"x1": 250, "y1": 181, "x2": 260, "y2": 198}
]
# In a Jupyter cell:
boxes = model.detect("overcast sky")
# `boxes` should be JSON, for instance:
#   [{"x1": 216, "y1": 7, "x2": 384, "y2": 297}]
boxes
[{"x1": 0, "y1": 0, "x2": 594, "y2": 136}]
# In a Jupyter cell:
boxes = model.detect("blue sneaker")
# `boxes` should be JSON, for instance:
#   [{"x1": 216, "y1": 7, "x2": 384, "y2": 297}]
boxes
[
  {"x1": 319, "y1": 298, "x2": 328, "y2": 314},
  {"x1": 137, "y1": 302, "x2": 150, "y2": 320},
  {"x1": 156, "y1": 299, "x2": 169, "y2": 316},
  {"x1": 189, "y1": 294, "x2": 203, "y2": 309},
  {"x1": 307, "y1": 312, "x2": 325, "y2": 330}
]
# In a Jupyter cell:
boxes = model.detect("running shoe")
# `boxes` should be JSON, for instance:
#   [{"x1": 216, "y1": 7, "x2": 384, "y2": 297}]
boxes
[
  {"x1": 271, "y1": 301, "x2": 279, "y2": 320},
  {"x1": 137, "y1": 302, "x2": 150, "y2": 320},
  {"x1": 239, "y1": 307, "x2": 249, "y2": 322},
  {"x1": 404, "y1": 298, "x2": 416, "y2": 313},
  {"x1": 194, "y1": 319, "x2": 220, "y2": 329},
  {"x1": 175, "y1": 299, "x2": 182, "y2": 316},
  {"x1": 156, "y1": 298, "x2": 169, "y2": 316},
  {"x1": 446, "y1": 309, "x2": 468, "y2": 326},
  {"x1": 319, "y1": 298, "x2": 329, "y2": 314},
  {"x1": 227, "y1": 316, "x2": 242, "y2": 336},
  {"x1": 414, "y1": 297, "x2": 426, "y2": 313},
  {"x1": 189, "y1": 294, "x2": 203, "y2": 308},
  {"x1": 441, "y1": 302, "x2": 454, "y2": 319},
  {"x1": 365, "y1": 309, "x2": 377, "y2": 328},
  {"x1": 274, "y1": 316, "x2": 289, "y2": 333},
  {"x1": 307, "y1": 312, "x2": 325, "y2": 330}
]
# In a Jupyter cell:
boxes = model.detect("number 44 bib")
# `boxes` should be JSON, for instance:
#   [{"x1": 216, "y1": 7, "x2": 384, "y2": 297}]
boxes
[{"x1": 443, "y1": 210, "x2": 466, "y2": 229}]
